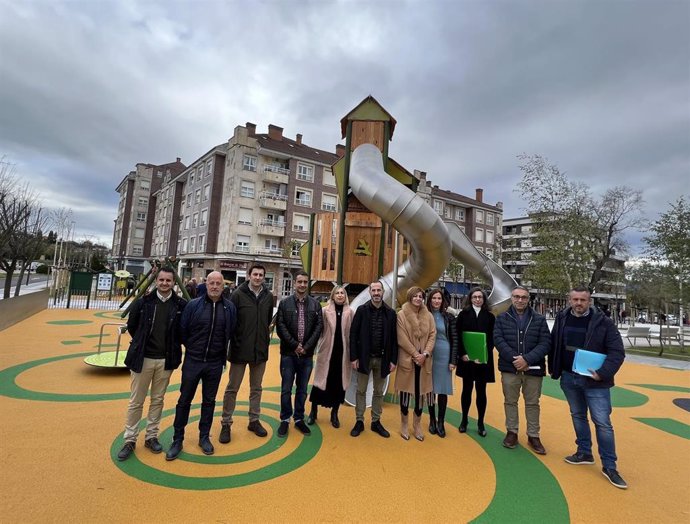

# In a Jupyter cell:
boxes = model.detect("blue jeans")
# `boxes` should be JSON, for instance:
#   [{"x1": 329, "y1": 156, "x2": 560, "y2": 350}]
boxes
[
  {"x1": 172, "y1": 358, "x2": 224, "y2": 442},
  {"x1": 280, "y1": 354, "x2": 313, "y2": 422},
  {"x1": 560, "y1": 371, "x2": 618, "y2": 469}
]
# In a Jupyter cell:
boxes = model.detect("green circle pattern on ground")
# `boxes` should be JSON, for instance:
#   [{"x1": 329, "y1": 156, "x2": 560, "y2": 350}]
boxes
[
  {"x1": 541, "y1": 378, "x2": 649, "y2": 407},
  {"x1": 110, "y1": 401, "x2": 323, "y2": 490}
]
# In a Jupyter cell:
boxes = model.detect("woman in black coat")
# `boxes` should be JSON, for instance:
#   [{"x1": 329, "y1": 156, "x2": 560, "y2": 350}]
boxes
[{"x1": 455, "y1": 287, "x2": 495, "y2": 437}]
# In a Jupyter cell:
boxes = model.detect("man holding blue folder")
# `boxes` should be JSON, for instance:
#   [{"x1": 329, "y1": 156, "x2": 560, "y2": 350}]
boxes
[{"x1": 549, "y1": 285, "x2": 627, "y2": 489}]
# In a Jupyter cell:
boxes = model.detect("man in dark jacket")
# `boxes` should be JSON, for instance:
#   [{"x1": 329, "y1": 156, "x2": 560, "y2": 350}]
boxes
[
  {"x1": 117, "y1": 267, "x2": 187, "y2": 461},
  {"x1": 349, "y1": 281, "x2": 398, "y2": 438},
  {"x1": 276, "y1": 271, "x2": 323, "y2": 438},
  {"x1": 549, "y1": 285, "x2": 627, "y2": 489},
  {"x1": 494, "y1": 285, "x2": 551, "y2": 454},
  {"x1": 219, "y1": 264, "x2": 274, "y2": 443},
  {"x1": 166, "y1": 271, "x2": 237, "y2": 461}
]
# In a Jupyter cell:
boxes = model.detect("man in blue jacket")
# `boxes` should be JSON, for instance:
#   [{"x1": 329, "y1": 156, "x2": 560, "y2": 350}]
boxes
[
  {"x1": 494, "y1": 285, "x2": 551, "y2": 455},
  {"x1": 549, "y1": 285, "x2": 627, "y2": 489},
  {"x1": 275, "y1": 271, "x2": 323, "y2": 438},
  {"x1": 117, "y1": 267, "x2": 187, "y2": 461},
  {"x1": 166, "y1": 271, "x2": 237, "y2": 461}
]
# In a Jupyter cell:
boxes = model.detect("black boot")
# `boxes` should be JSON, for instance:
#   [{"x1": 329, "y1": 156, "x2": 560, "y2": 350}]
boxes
[
  {"x1": 428, "y1": 404, "x2": 437, "y2": 435},
  {"x1": 330, "y1": 406, "x2": 340, "y2": 428},
  {"x1": 307, "y1": 404, "x2": 318, "y2": 425},
  {"x1": 437, "y1": 417, "x2": 446, "y2": 438}
]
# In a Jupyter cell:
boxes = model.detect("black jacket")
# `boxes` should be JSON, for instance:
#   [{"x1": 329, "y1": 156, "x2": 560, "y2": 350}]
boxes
[
  {"x1": 276, "y1": 294, "x2": 323, "y2": 357},
  {"x1": 124, "y1": 292, "x2": 187, "y2": 373},
  {"x1": 180, "y1": 296, "x2": 237, "y2": 362},
  {"x1": 549, "y1": 306, "x2": 625, "y2": 387},
  {"x1": 455, "y1": 307, "x2": 496, "y2": 382},
  {"x1": 229, "y1": 282, "x2": 274, "y2": 364},
  {"x1": 494, "y1": 306, "x2": 551, "y2": 376},
  {"x1": 349, "y1": 300, "x2": 398, "y2": 377}
]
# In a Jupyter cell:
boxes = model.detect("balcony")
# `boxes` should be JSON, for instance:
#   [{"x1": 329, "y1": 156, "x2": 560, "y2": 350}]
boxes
[
  {"x1": 262, "y1": 164, "x2": 290, "y2": 184},
  {"x1": 234, "y1": 243, "x2": 250, "y2": 254},
  {"x1": 258, "y1": 219, "x2": 286, "y2": 237},
  {"x1": 258, "y1": 191, "x2": 288, "y2": 211},
  {"x1": 254, "y1": 247, "x2": 283, "y2": 256}
]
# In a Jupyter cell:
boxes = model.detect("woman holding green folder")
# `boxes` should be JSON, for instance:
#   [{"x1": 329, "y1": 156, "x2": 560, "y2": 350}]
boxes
[{"x1": 455, "y1": 287, "x2": 495, "y2": 437}]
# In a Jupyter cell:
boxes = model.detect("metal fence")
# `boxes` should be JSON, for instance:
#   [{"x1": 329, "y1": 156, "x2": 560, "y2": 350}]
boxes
[{"x1": 48, "y1": 270, "x2": 127, "y2": 311}]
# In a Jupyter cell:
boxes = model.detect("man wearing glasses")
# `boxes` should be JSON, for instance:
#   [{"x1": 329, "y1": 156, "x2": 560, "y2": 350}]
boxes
[{"x1": 494, "y1": 285, "x2": 551, "y2": 454}]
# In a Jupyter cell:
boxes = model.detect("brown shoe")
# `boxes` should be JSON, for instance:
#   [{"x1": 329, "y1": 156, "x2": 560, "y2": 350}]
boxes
[
  {"x1": 528, "y1": 436, "x2": 547, "y2": 455},
  {"x1": 503, "y1": 431, "x2": 518, "y2": 449}
]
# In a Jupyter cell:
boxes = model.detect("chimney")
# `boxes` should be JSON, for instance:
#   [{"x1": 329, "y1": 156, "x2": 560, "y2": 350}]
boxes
[
  {"x1": 496, "y1": 201, "x2": 503, "y2": 210},
  {"x1": 176, "y1": 157, "x2": 181, "y2": 163},
  {"x1": 475, "y1": 188, "x2": 483, "y2": 203},
  {"x1": 335, "y1": 144, "x2": 346, "y2": 158},
  {"x1": 268, "y1": 124, "x2": 283, "y2": 141},
  {"x1": 245, "y1": 122, "x2": 256, "y2": 137},
  {"x1": 296, "y1": 133, "x2": 302, "y2": 145}
]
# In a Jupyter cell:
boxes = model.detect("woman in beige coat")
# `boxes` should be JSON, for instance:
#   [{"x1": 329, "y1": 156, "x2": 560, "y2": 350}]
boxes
[
  {"x1": 395, "y1": 286, "x2": 436, "y2": 441},
  {"x1": 307, "y1": 286, "x2": 353, "y2": 428}
]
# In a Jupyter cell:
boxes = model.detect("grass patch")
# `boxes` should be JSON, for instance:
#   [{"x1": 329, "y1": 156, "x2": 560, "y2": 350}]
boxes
[{"x1": 627, "y1": 345, "x2": 690, "y2": 361}]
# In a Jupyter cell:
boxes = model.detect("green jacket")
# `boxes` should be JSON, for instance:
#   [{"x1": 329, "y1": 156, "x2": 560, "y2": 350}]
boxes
[{"x1": 228, "y1": 281, "x2": 274, "y2": 363}]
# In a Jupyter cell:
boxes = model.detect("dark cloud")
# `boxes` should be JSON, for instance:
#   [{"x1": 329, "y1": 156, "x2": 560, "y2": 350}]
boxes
[{"x1": 0, "y1": 0, "x2": 687, "y2": 251}]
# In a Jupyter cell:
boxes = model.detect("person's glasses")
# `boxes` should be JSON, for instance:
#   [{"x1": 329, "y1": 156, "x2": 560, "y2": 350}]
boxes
[{"x1": 512, "y1": 295, "x2": 529, "y2": 301}]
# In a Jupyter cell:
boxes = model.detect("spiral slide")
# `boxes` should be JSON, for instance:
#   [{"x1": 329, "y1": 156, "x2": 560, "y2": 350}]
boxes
[{"x1": 348, "y1": 143, "x2": 516, "y2": 313}]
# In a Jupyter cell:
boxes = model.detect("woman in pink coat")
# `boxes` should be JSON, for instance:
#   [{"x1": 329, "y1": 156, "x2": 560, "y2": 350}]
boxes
[{"x1": 307, "y1": 285, "x2": 354, "y2": 428}]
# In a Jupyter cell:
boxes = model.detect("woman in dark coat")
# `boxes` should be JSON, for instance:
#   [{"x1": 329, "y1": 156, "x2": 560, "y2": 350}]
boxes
[{"x1": 455, "y1": 287, "x2": 495, "y2": 437}]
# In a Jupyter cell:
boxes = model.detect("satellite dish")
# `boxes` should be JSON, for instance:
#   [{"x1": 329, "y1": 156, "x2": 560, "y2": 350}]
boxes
[{"x1": 115, "y1": 270, "x2": 130, "y2": 278}]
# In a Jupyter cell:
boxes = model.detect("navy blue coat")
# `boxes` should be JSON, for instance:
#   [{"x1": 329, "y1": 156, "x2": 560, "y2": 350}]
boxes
[
  {"x1": 549, "y1": 306, "x2": 625, "y2": 387},
  {"x1": 180, "y1": 296, "x2": 237, "y2": 363},
  {"x1": 124, "y1": 292, "x2": 187, "y2": 373},
  {"x1": 494, "y1": 306, "x2": 551, "y2": 377}
]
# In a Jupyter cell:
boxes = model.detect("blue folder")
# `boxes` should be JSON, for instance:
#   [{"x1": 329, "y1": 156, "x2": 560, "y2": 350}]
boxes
[{"x1": 573, "y1": 349, "x2": 606, "y2": 377}]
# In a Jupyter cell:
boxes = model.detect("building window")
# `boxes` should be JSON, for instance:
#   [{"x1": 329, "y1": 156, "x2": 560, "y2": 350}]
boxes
[
  {"x1": 181, "y1": 238, "x2": 188, "y2": 252},
  {"x1": 136, "y1": 212, "x2": 146, "y2": 222},
  {"x1": 206, "y1": 159, "x2": 213, "y2": 176},
  {"x1": 243, "y1": 155, "x2": 257, "y2": 171},
  {"x1": 203, "y1": 184, "x2": 210, "y2": 201},
  {"x1": 323, "y1": 168, "x2": 336, "y2": 187},
  {"x1": 296, "y1": 163, "x2": 314, "y2": 182},
  {"x1": 190, "y1": 236, "x2": 196, "y2": 253},
  {"x1": 292, "y1": 213, "x2": 310, "y2": 232},
  {"x1": 486, "y1": 229, "x2": 495, "y2": 244},
  {"x1": 294, "y1": 188, "x2": 312, "y2": 207},
  {"x1": 134, "y1": 228, "x2": 145, "y2": 239},
  {"x1": 455, "y1": 208, "x2": 465, "y2": 221},
  {"x1": 198, "y1": 234, "x2": 205, "y2": 252},
  {"x1": 189, "y1": 172, "x2": 195, "y2": 186},
  {"x1": 486, "y1": 212, "x2": 494, "y2": 226},
  {"x1": 137, "y1": 197, "x2": 148, "y2": 207},
  {"x1": 186, "y1": 193, "x2": 192, "y2": 207},
  {"x1": 236, "y1": 235, "x2": 250, "y2": 253},
  {"x1": 240, "y1": 180, "x2": 255, "y2": 198},
  {"x1": 475, "y1": 228, "x2": 484, "y2": 242},
  {"x1": 433, "y1": 200, "x2": 443, "y2": 215},
  {"x1": 132, "y1": 246, "x2": 143, "y2": 256},
  {"x1": 140, "y1": 180, "x2": 150, "y2": 190},
  {"x1": 291, "y1": 240, "x2": 303, "y2": 257},
  {"x1": 184, "y1": 215, "x2": 190, "y2": 230},
  {"x1": 445, "y1": 207, "x2": 452, "y2": 219},
  {"x1": 200, "y1": 209, "x2": 208, "y2": 227},
  {"x1": 476, "y1": 210, "x2": 484, "y2": 224},
  {"x1": 192, "y1": 213, "x2": 199, "y2": 228},
  {"x1": 238, "y1": 207, "x2": 253, "y2": 225},
  {"x1": 321, "y1": 193, "x2": 338, "y2": 212},
  {"x1": 198, "y1": 165, "x2": 204, "y2": 178},
  {"x1": 195, "y1": 189, "x2": 201, "y2": 204},
  {"x1": 486, "y1": 247, "x2": 494, "y2": 259}
]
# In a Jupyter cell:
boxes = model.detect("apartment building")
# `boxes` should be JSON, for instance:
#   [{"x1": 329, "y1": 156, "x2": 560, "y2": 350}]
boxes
[
  {"x1": 502, "y1": 215, "x2": 626, "y2": 314},
  {"x1": 112, "y1": 158, "x2": 186, "y2": 274},
  {"x1": 145, "y1": 123, "x2": 339, "y2": 297}
]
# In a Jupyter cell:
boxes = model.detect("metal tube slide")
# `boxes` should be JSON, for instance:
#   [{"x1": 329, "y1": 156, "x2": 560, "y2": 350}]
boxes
[{"x1": 349, "y1": 144, "x2": 451, "y2": 309}]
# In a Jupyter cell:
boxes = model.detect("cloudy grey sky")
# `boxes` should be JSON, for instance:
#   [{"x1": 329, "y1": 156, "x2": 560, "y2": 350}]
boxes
[{"x1": 1, "y1": 0, "x2": 688, "y2": 252}]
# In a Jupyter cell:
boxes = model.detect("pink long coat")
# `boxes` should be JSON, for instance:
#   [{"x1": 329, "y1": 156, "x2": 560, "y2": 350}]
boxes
[{"x1": 312, "y1": 302, "x2": 354, "y2": 391}]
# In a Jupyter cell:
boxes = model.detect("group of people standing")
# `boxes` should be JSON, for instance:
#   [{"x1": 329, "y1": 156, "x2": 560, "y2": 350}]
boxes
[{"x1": 116, "y1": 269, "x2": 627, "y2": 491}]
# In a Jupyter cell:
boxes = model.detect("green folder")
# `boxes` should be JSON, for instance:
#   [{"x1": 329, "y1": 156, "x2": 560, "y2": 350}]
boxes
[{"x1": 462, "y1": 331, "x2": 487, "y2": 364}]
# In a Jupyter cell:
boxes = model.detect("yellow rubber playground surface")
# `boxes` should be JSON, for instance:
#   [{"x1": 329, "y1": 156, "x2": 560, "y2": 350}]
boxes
[{"x1": 1, "y1": 309, "x2": 689, "y2": 523}]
